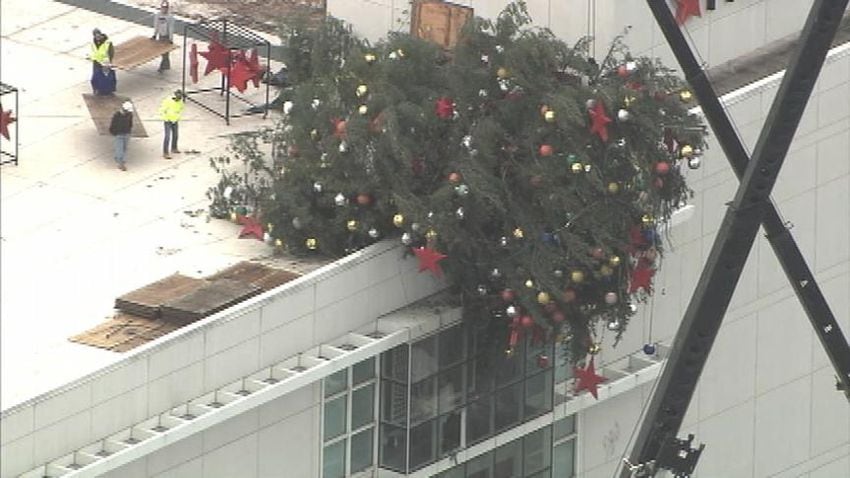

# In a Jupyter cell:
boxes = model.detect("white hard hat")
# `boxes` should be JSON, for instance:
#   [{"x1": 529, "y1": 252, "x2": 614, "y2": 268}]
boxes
[{"x1": 122, "y1": 101, "x2": 134, "y2": 112}]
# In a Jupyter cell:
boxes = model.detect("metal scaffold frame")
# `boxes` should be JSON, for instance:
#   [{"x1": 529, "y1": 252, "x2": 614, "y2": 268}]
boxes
[{"x1": 1, "y1": 82, "x2": 20, "y2": 166}]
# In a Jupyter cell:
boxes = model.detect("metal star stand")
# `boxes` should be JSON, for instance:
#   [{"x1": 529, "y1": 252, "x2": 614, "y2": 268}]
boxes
[
  {"x1": 181, "y1": 19, "x2": 271, "y2": 125},
  {"x1": 1, "y1": 82, "x2": 19, "y2": 166},
  {"x1": 619, "y1": 1, "x2": 850, "y2": 477}
]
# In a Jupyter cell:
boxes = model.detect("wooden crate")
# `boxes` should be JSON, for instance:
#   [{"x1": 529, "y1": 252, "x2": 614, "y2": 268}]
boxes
[
  {"x1": 411, "y1": 0, "x2": 473, "y2": 51},
  {"x1": 112, "y1": 36, "x2": 179, "y2": 71},
  {"x1": 82, "y1": 94, "x2": 148, "y2": 137},
  {"x1": 115, "y1": 273, "x2": 207, "y2": 318},
  {"x1": 160, "y1": 278, "x2": 262, "y2": 325}
]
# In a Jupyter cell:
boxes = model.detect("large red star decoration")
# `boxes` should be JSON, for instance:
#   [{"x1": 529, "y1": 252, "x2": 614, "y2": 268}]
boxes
[
  {"x1": 435, "y1": 97, "x2": 454, "y2": 119},
  {"x1": 237, "y1": 215, "x2": 264, "y2": 241},
  {"x1": 0, "y1": 105, "x2": 15, "y2": 140},
  {"x1": 676, "y1": 0, "x2": 702, "y2": 25},
  {"x1": 573, "y1": 356, "x2": 606, "y2": 399},
  {"x1": 200, "y1": 40, "x2": 230, "y2": 76},
  {"x1": 629, "y1": 257, "x2": 656, "y2": 294},
  {"x1": 412, "y1": 246, "x2": 447, "y2": 278},
  {"x1": 189, "y1": 43, "x2": 199, "y2": 84},
  {"x1": 588, "y1": 100, "x2": 612, "y2": 142},
  {"x1": 246, "y1": 49, "x2": 262, "y2": 88},
  {"x1": 225, "y1": 60, "x2": 256, "y2": 93}
]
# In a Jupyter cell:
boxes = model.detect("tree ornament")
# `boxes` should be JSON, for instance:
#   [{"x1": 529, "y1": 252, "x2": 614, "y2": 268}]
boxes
[
  {"x1": 643, "y1": 343, "x2": 657, "y2": 355},
  {"x1": 413, "y1": 246, "x2": 447, "y2": 277},
  {"x1": 455, "y1": 207, "x2": 465, "y2": 220},
  {"x1": 499, "y1": 236, "x2": 509, "y2": 247},
  {"x1": 358, "y1": 105, "x2": 369, "y2": 115},
  {"x1": 310, "y1": 129, "x2": 320, "y2": 140},
  {"x1": 356, "y1": 193, "x2": 372, "y2": 206},
  {"x1": 311, "y1": 98, "x2": 321, "y2": 110},
  {"x1": 537, "y1": 291, "x2": 551, "y2": 304},
  {"x1": 454, "y1": 184, "x2": 470, "y2": 196},
  {"x1": 500, "y1": 288, "x2": 515, "y2": 302},
  {"x1": 539, "y1": 144, "x2": 554, "y2": 157},
  {"x1": 496, "y1": 67, "x2": 510, "y2": 79},
  {"x1": 589, "y1": 101, "x2": 612, "y2": 142},
  {"x1": 641, "y1": 214, "x2": 654, "y2": 227},
  {"x1": 339, "y1": 141, "x2": 348, "y2": 153},
  {"x1": 573, "y1": 356, "x2": 606, "y2": 399},
  {"x1": 401, "y1": 232, "x2": 412, "y2": 246},
  {"x1": 590, "y1": 247, "x2": 605, "y2": 259},
  {"x1": 356, "y1": 84, "x2": 368, "y2": 97},
  {"x1": 229, "y1": 211, "x2": 238, "y2": 222},
  {"x1": 553, "y1": 269, "x2": 564, "y2": 279},
  {"x1": 411, "y1": 222, "x2": 421, "y2": 232},
  {"x1": 585, "y1": 98, "x2": 597, "y2": 110},
  {"x1": 600, "y1": 265, "x2": 614, "y2": 276},
  {"x1": 680, "y1": 144, "x2": 694, "y2": 158},
  {"x1": 238, "y1": 215, "x2": 265, "y2": 241},
  {"x1": 584, "y1": 164, "x2": 593, "y2": 173},
  {"x1": 334, "y1": 193, "x2": 347, "y2": 207},
  {"x1": 605, "y1": 292, "x2": 618, "y2": 304},
  {"x1": 448, "y1": 172, "x2": 462, "y2": 184},
  {"x1": 478, "y1": 88, "x2": 488, "y2": 97},
  {"x1": 588, "y1": 343, "x2": 602, "y2": 355},
  {"x1": 512, "y1": 227, "x2": 524, "y2": 239},
  {"x1": 609, "y1": 255, "x2": 621, "y2": 267},
  {"x1": 655, "y1": 161, "x2": 671, "y2": 175},
  {"x1": 490, "y1": 268, "x2": 503, "y2": 280},
  {"x1": 267, "y1": 223, "x2": 274, "y2": 233},
  {"x1": 524, "y1": 279, "x2": 535, "y2": 289},
  {"x1": 544, "y1": 110, "x2": 556, "y2": 123},
  {"x1": 282, "y1": 101, "x2": 294, "y2": 115},
  {"x1": 617, "y1": 109, "x2": 630, "y2": 121},
  {"x1": 562, "y1": 288, "x2": 577, "y2": 303},
  {"x1": 477, "y1": 285, "x2": 489, "y2": 296},
  {"x1": 274, "y1": 238, "x2": 284, "y2": 248},
  {"x1": 607, "y1": 319, "x2": 621, "y2": 331},
  {"x1": 435, "y1": 97, "x2": 454, "y2": 119},
  {"x1": 425, "y1": 229, "x2": 438, "y2": 241},
  {"x1": 552, "y1": 311, "x2": 566, "y2": 323},
  {"x1": 537, "y1": 354, "x2": 550, "y2": 368},
  {"x1": 506, "y1": 305, "x2": 518, "y2": 317},
  {"x1": 368, "y1": 228, "x2": 380, "y2": 239},
  {"x1": 570, "y1": 270, "x2": 585, "y2": 283},
  {"x1": 313, "y1": 182, "x2": 323, "y2": 193},
  {"x1": 607, "y1": 182, "x2": 620, "y2": 194},
  {"x1": 571, "y1": 162, "x2": 583, "y2": 174},
  {"x1": 364, "y1": 53, "x2": 376, "y2": 64},
  {"x1": 566, "y1": 153, "x2": 578, "y2": 164},
  {"x1": 520, "y1": 315, "x2": 535, "y2": 328},
  {"x1": 292, "y1": 217, "x2": 303, "y2": 229},
  {"x1": 480, "y1": 54, "x2": 490, "y2": 64},
  {"x1": 305, "y1": 237, "x2": 318, "y2": 250},
  {"x1": 392, "y1": 214, "x2": 405, "y2": 227},
  {"x1": 679, "y1": 89, "x2": 694, "y2": 102},
  {"x1": 687, "y1": 156, "x2": 702, "y2": 170}
]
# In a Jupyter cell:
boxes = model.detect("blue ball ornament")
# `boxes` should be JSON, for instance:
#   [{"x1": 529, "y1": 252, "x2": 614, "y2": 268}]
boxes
[{"x1": 643, "y1": 343, "x2": 657, "y2": 355}]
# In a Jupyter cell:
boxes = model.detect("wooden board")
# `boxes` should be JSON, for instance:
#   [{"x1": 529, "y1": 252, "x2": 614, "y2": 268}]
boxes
[
  {"x1": 160, "y1": 278, "x2": 262, "y2": 325},
  {"x1": 206, "y1": 261, "x2": 301, "y2": 292},
  {"x1": 112, "y1": 36, "x2": 179, "y2": 71},
  {"x1": 69, "y1": 313, "x2": 181, "y2": 352},
  {"x1": 411, "y1": 0, "x2": 473, "y2": 51},
  {"x1": 115, "y1": 274, "x2": 207, "y2": 318},
  {"x1": 82, "y1": 94, "x2": 148, "y2": 137}
]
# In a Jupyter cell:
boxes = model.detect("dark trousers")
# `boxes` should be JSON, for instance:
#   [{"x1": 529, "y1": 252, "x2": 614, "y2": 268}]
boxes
[
  {"x1": 158, "y1": 53, "x2": 171, "y2": 72},
  {"x1": 163, "y1": 121, "x2": 178, "y2": 153}
]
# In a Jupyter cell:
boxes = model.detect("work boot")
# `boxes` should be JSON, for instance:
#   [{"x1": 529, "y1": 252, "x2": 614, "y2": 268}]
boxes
[
  {"x1": 118, "y1": 163, "x2": 127, "y2": 171},
  {"x1": 163, "y1": 153, "x2": 171, "y2": 159}
]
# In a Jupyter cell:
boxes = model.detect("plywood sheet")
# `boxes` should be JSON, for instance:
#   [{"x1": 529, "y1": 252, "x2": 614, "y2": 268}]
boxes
[
  {"x1": 82, "y1": 94, "x2": 148, "y2": 137},
  {"x1": 206, "y1": 261, "x2": 301, "y2": 292},
  {"x1": 112, "y1": 36, "x2": 179, "y2": 70},
  {"x1": 115, "y1": 273, "x2": 207, "y2": 318},
  {"x1": 160, "y1": 278, "x2": 261, "y2": 324},
  {"x1": 69, "y1": 313, "x2": 181, "y2": 352},
  {"x1": 411, "y1": 1, "x2": 473, "y2": 51}
]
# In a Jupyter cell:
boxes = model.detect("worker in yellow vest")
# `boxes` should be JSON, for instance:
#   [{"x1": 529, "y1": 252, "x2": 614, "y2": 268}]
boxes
[
  {"x1": 159, "y1": 90, "x2": 185, "y2": 159},
  {"x1": 89, "y1": 28, "x2": 116, "y2": 95}
]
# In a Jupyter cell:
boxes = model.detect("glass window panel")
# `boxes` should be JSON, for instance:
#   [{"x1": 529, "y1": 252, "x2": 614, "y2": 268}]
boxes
[
  {"x1": 438, "y1": 411, "x2": 462, "y2": 456},
  {"x1": 410, "y1": 376, "x2": 437, "y2": 424},
  {"x1": 439, "y1": 325, "x2": 465, "y2": 368},
  {"x1": 380, "y1": 380, "x2": 408, "y2": 426},
  {"x1": 353, "y1": 357, "x2": 376, "y2": 385},
  {"x1": 324, "y1": 369, "x2": 347, "y2": 398},
  {"x1": 409, "y1": 419, "x2": 437, "y2": 470},
  {"x1": 352, "y1": 384, "x2": 375, "y2": 429},
  {"x1": 381, "y1": 345, "x2": 409, "y2": 383},
  {"x1": 379, "y1": 424, "x2": 407, "y2": 472},
  {"x1": 437, "y1": 465, "x2": 467, "y2": 478},
  {"x1": 322, "y1": 439, "x2": 346, "y2": 478},
  {"x1": 493, "y1": 439, "x2": 522, "y2": 478},
  {"x1": 468, "y1": 354, "x2": 495, "y2": 397},
  {"x1": 324, "y1": 396, "x2": 347, "y2": 441},
  {"x1": 527, "y1": 470, "x2": 552, "y2": 478},
  {"x1": 438, "y1": 366, "x2": 465, "y2": 413},
  {"x1": 466, "y1": 396, "x2": 493, "y2": 444},
  {"x1": 523, "y1": 427, "x2": 552, "y2": 476},
  {"x1": 494, "y1": 382, "x2": 522, "y2": 432},
  {"x1": 350, "y1": 427, "x2": 374, "y2": 473},
  {"x1": 495, "y1": 348, "x2": 524, "y2": 386},
  {"x1": 410, "y1": 336, "x2": 438, "y2": 382},
  {"x1": 552, "y1": 440, "x2": 575, "y2": 478},
  {"x1": 525, "y1": 341, "x2": 553, "y2": 376},
  {"x1": 553, "y1": 415, "x2": 576, "y2": 440},
  {"x1": 467, "y1": 451, "x2": 494, "y2": 478},
  {"x1": 524, "y1": 370, "x2": 554, "y2": 419},
  {"x1": 554, "y1": 343, "x2": 573, "y2": 384}
]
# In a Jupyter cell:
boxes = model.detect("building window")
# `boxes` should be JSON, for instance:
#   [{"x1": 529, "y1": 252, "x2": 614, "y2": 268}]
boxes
[
  {"x1": 322, "y1": 358, "x2": 378, "y2": 477},
  {"x1": 434, "y1": 426, "x2": 555, "y2": 478},
  {"x1": 552, "y1": 415, "x2": 577, "y2": 478}
]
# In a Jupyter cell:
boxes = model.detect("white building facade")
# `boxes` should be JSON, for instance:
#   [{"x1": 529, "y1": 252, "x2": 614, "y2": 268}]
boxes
[{"x1": 2, "y1": 1, "x2": 848, "y2": 477}]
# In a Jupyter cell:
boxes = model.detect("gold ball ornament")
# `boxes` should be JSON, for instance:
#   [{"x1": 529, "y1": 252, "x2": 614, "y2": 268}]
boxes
[
  {"x1": 537, "y1": 291, "x2": 551, "y2": 305},
  {"x1": 496, "y1": 67, "x2": 510, "y2": 79},
  {"x1": 364, "y1": 53, "x2": 377, "y2": 64},
  {"x1": 524, "y1": 279, "x2": 535, "y2": 289},
  {"x1": 544, "y1": 110, "x2": 556, "y2": 123},
  {"x1": 679, "y1": 90, "x2": 693, "y2": 102},
  {"x1": 571, "y1": 162, "x2": 583, "y2": 174},
  {"x1": 680, "y1": 144, "x2": 695, "y2": 158},
  {"x1": 392, "y1": 214, "x2": 405, "y2": 228},
  {"x1": 305, "y1": 237, "x2": 318, "y2": 250},
  {"x1": 641, "y1": 214, "x2": 655, "y2": 227},
  {"x1": 274, "y1": 238, "x2": 284, "y2": 247},
  {"x1": 358, "y1": 105, "x2": 369, "y2": 115},
  {"x1": 426, "y1": 229, "x2": 438, "y2": 240},
  {"x1": 609, "y1": 255, "x2": 621, "y2": 267},
  {"x1": 607, "y1": 182, "x2": 620, "y2": 194},
  {"x1": 512, "y1": 227, "x2": 524, "y2": 239},
  {"x1": 229, "y1": 211, "x2": 238, "y2": 222},
  {"x1": 570, "y1": 270, "x2": 585, "y2": 283},
  {"x1": 588, "y1": 342, "x2": 601, "y2": 355},
  {"x1": 346, "y1": 220, "x2": 359, "y2": 232},
  {"x1": 356, "y1": 84, "x2": 369, "y2": 97},
  {"x1": 599, "y1": 264, "x2": 614, "y2": 276}
]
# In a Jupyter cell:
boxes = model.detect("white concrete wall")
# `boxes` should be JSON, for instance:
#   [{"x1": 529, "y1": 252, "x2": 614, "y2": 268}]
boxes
[
  {"x1": 577, "y1": 45, "x2": 850, "y2": 478},
  {"x1": 0, "y1": 240, "x2": 447, "y2": 478}
]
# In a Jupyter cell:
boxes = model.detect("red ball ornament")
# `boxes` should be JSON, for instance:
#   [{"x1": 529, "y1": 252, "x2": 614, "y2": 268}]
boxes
[
  {"x1": 539, "y1": 144, "x2": 554, "y2": 157},
  {"x1": 520, "y1": 315, "x2": 535, "y2": 328},
  {"x1": 617, "y1": 65, "x2": 629, "y2": 77},
  {"x1": 334, "y1": 119, "x2": 347, "y2": 138},
  {"x1": 500, "y1": 288, "x2": 516, "y2": 302},
  {"x1": 562, "y1": 288, "x2": 577, "y2": 303},
  {"x1": 590, "y1": 247, "x2": 605, "y2": 259},
  {"x1": 655, "y1": 161, "x2": 671, "y2": 175},
  {"x1": 356, "y1": 193, "x2": 373, "y2": 206},
  {"x1": 552, "y1": 311, "x2": 566, "y2": 323},
  {"x1": 435, "y1": 97, "x2": 454, "y2": 119},
  {"x1": 448, "y1": 172, "x2": 462, "y2": 184}
]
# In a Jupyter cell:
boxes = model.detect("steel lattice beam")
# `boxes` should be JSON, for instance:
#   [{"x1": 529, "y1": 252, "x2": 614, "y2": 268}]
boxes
[{"x1": 622, "y1": 1, "x2": 850, "y2": 475}]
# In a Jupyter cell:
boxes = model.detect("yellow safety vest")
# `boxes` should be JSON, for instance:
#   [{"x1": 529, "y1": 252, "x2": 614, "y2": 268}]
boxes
[
  {"x1": 159, "y1": 97, "x2": 184, "y2": 122},
  {"x1": 90, "y1": 40, "x2": 111, "y2": 64}
]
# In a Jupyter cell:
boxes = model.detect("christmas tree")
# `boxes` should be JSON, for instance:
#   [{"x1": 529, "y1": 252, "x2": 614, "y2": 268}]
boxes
[{"x1": 209, "y1": 2, "x2": 707, "y2": 362}]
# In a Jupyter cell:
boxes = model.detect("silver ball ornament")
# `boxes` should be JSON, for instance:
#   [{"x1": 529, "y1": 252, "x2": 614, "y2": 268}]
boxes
[
  {"x1": 334, "y1": 193, "x2": 347, "y2": 206},
  {"x1": 617, "y1": 109, "x2": 630, "y2": 121},
  {"x1": 368, "y1": 228, "x2": 379, "y2": 239},
  {"x1": 687, "y1": 156, "x2": 702, "y2": 170},
  {"x1": 401, "y1": 232, "x2": 412, "y2": 245}
]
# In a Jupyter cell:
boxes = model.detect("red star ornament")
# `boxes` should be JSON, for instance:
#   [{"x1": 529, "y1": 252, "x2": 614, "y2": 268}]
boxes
[
  {"x1": 629, "y1": 258, "x2": 656, "y2": 294},
  {"x1": 0, "y1": 105, "x2": 15, "y2": 140},
  {"x1": 412, "y1": 246, "x2": 447, "y2": 278},
  {"x1": 200, "y1": 41, "x2": 230, "y2": 76},
  {"x1": 225, "y1": 59, "x2": 256, "y2": 93},
  {"x1": 237, "y1": 215, "x2": 264, "y2": 241},
  {"x1": 676, "y1": 0, "x2": 702, "y2": 25},
  {"x1": 573, "y1": 356, "x2": 606, "y2": 399},
  {"x1": 435, "y1": 97, "x2": 454, "y2": 119},
  {"x1": 246, "y1": 49, "x2": 262, "y2": 88},
  {"x1": 189, "y1": 43, "x2": 199, "y2": 84},
  {"x1": 588, "y1": 101, "x2": 612, "y2": 142}
]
